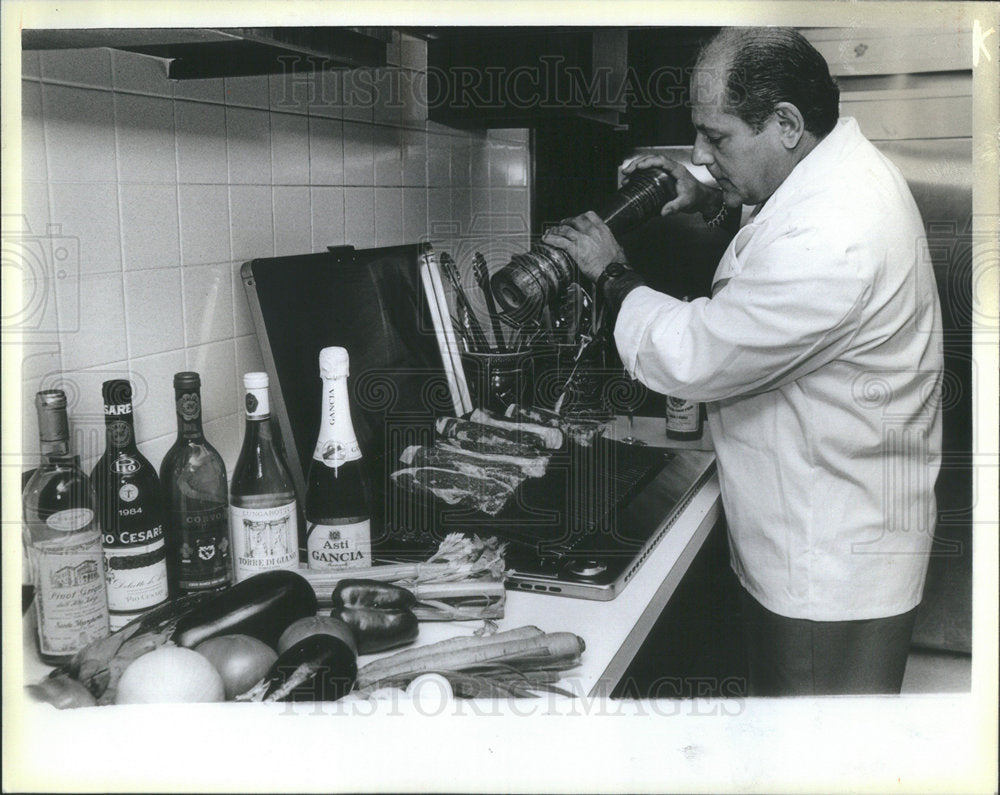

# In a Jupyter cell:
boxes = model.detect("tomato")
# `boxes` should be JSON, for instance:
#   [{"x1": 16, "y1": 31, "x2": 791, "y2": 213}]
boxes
[
  {"x1": 115, "y1": 646, "x2": 225, "y2": 705},
  {"x1": 194, "y1": 634, "x2": 278, "y2": 700},
  {"x1": 277, "y1": 615, "x2": 357, "y2": 656}
]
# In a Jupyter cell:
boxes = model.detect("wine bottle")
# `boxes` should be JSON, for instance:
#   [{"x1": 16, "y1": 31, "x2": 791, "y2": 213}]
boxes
[
  {"x1": 229, "y1": 372, "x2": 300, "y2": 582},
  {"x1": 305, "y1": 347, "x2": 372, "y2": 570},
  {"x1": 665, "y1": 396, "x2": 704, "y2": 441},
  {"x1": 91, "y1": 379, "x2": 169, "y2": 631},
  {"x1": 160, "y1": 372, "x2": 231, "y2": 595},
  {"x1": 23, "y1": 390, "x2": 110, "y2": 664},
  {"x1": 665, "y1": 298, "x2": 704, "y2": 442}
]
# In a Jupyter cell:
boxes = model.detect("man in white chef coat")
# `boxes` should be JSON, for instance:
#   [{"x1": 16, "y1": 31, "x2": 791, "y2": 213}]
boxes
[{"x1": 543, "y1": 27, "x2": 943, "y2": 696}]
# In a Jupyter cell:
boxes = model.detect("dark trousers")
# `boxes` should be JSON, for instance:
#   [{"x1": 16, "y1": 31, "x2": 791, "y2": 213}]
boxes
[{"x1": 739, "y1": 588, "x2": 918, "y2": 696}]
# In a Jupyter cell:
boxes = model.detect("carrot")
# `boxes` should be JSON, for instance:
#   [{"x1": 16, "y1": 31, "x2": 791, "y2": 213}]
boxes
[
  {"x1": 356, "y1": 629, "x2": 584, "y2": 689},
  {"x1": 356, "y1": 625, "x2": 544, "y2": 683}
]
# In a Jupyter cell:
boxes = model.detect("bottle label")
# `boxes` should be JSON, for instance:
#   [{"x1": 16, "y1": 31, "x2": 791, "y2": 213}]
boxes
[
  {"x1": 307, "y1": 518, "x2": 371, "y2": 569},
  {"x1": 244, "y1": 387, "x2": 270, "y2": 419},
  {"x1": 103, "y1": 536, "x2": 169, "y2": 615},
  {"x1": 112, "y1": 455, "x2": 141, "y2": 476},
  {"x1": 107, "y1": 420, "x2": 134, "y2": 447},
  {"x1": 173, "y1": 505, "x2": 231, "y2": 591},
  {"x1": 312, "y1": 379, "x2": 362, "y2": 469},
  {"x1": 230, "y1": 501, "x2": 299, "y2": 581},
  {"x1": 45, "y1": 508, "x2": 94, "y2": 533},
  {"x1": 313, "y1": 439, "x2": 363, "y2": 469},
  {"x1": 32, "y1": 531, "x2": 110, "y2": 657},
  {"x1": 177, "y1": 391, "x2": 201, "y2": 421},
  {"x1": 666, "y1": 396, "x2": 701, "y2": 434}
]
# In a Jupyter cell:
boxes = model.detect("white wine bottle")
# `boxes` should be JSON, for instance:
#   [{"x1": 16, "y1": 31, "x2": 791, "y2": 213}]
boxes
[
  {"x1": 229, "y1": 372, "x2": 300, "y2": 581},
  {"x1": 305, "y1": 347, "x2": 371, "y2": 570},
  {"x1": 23, "y1": 390, "x2": 110, "y2": 663}
]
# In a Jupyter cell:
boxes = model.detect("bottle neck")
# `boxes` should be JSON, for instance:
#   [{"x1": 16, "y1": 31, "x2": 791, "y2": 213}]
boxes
[
  {"x1": 174, "y1": 388, "x2": 206, "y2": 441},
  {"x1": 103, "y1": 405, "x2": 139, "y2": 453},
  {"x1": 242, "y1": 413, "x2": 275, "y2": 441},
  {"x1": 244, "y1": 383, "x2": 270, "y2": 421},
  {"x1": 36, "y1": 401, "x2": 73, "y2": 463},
  {"x1": 241, "y1": 384, "x2": 275, "y2": 444},
  {"x1": 39, "y1": 437, "x2": 70, "y2": 461},
  {"x1": 313, "y1": 374, "x2": 361, "y2": 468}
]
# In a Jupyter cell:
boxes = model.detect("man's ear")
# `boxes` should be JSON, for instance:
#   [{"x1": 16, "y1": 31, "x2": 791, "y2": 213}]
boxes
[{"x1": 772, "y1": 102, "x2": 805, "y2": 149}]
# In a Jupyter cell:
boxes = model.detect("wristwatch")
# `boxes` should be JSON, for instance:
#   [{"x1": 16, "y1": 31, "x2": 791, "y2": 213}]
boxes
[{"x1": 595, "y1": 261, "x2": 630, "y2": 293}]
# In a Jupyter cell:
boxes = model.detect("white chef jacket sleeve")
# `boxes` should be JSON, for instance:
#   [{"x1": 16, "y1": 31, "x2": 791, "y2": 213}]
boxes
[{"x1": 615, "y1": 224, "x2": 872, "y2": 402}]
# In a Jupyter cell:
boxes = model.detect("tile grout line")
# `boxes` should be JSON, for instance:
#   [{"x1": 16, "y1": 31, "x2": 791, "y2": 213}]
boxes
[
  {"x1": 33, "y1": 78, "x2": 65, "y2": 388},
  {"x1": 110, "y1": 88, "x2": 132, "y2": 373},
  {"x1": 171, "y1": 86, "x2": 190, "y2": 371}
]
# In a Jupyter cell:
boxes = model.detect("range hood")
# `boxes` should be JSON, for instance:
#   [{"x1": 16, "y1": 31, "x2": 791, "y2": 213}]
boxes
[{"x1": 21, "y1": 27, "x2": 391, "y2": 78}]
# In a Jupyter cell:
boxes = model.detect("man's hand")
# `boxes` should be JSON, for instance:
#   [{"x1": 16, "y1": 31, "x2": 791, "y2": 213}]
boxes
[
  {"x1": 623, "y1": 155, "x2": 717, "y2": 217},
  {"x1": 541, "y1": 211, "x2": 625, "y2": 282}
]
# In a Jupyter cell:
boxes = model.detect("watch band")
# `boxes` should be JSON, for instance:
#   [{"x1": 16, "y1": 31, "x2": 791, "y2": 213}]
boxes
[
  {"x1": 595, "y1": 262, "x2": 645, "y2": 331},
  {"x1": 595, "y1": 261, "x2": 629, "y2": 294}
]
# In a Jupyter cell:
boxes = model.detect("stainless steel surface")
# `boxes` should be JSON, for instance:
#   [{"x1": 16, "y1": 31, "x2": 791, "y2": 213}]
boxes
[{"x1": 505, "y1": 448, "x2": 716, "y2": 600}]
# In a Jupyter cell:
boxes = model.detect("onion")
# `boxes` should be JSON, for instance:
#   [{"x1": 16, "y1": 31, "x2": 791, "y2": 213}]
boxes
[
  {"x1": 26, "y1": 677, "x2": 97, "y2": 710},
  {"x1": 194, "y1": 634, "x2": 278, "y2": 700},
  {"x1": 115, "y1": 646, "x2": 225, "y2": 705},
  {"x1": 406, "y1": 673, "x2": 454, "y2": 702},
  {"x1": 277, "y1": 615, "x2": 357, "y2": 656}
]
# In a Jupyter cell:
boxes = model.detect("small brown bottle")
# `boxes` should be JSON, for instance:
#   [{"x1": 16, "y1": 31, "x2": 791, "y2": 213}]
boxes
[{"x1": 665, "y1": 297, "x2": 704, "y2": 442}]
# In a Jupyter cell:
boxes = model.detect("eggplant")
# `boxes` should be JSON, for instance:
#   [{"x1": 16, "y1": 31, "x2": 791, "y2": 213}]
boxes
[
  {"x1": 334, "y1": 606, "x2": 419, "y2": 654},
  {"x1": 172, "y1": 570, "x2": 318, "y2": 650},
  {"x1": 43, "y1": 570, "x2": 318, "y2": 706},
  {"x1": 238, "y1": 633, "x2": 358, "y2": 702},
  {"x1": 332, "y1": 579, "x2": 416, "y2": 610}
]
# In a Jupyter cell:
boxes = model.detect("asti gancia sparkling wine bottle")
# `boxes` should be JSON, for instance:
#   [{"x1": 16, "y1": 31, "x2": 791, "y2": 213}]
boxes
[
  {"x1": 159, "y1": 371, "x2": 232, "y2": 595},
  {"x1": 23, "y1": 390, "x2": 111, "y2": 664},
  {"x1": 229, "y1": 372, "x2": 300, "y2": 581},
  {"x1": 91, "y1": 379, "x2": 169, "y2": 631},
  {"x1": 306, "y1": 347, "x2": 372, "y2": 570}
]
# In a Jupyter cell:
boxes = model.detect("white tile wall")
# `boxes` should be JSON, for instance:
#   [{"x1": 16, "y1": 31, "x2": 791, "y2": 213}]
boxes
[{"x1": 18, "y1": 37, "x2": 531, "y2": 477}]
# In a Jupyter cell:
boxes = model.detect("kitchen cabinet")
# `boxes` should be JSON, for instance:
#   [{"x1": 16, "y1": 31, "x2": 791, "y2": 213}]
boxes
[
  {"x1": 21, "y1": 27, "x2": 392, "y2": 78},
  {"x1": 425, "y1": 27, "x2": 629, "y2": 128}
]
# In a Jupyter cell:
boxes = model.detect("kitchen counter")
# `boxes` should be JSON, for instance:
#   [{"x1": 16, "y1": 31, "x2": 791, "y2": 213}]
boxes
[
  {"x1": 22, "y1": 414, "x2": 719, "y2": 701},
  {"x1": 483, "y1": 414, "x2": 720, "y2": 696}
]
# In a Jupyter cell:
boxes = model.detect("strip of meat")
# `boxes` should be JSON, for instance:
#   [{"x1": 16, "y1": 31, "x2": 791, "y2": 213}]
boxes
[
  {"x1": 504, "y1": 405, "x2": 606, "y2": 448},
  {"x1": 469, "y1": 408, "x2": 564, "y2": 449},
  {"x1": 390, "y1": 466, "x2": 514, "y2": 516},
  {"x1": 398, "y1": 445, "x2": 526, "y2": 490},
  {"x1": 434, "y1": 442, "x2": 549, "y2": 478},
  {"x1": 435, "y1": 417, "x2": 541, "y2": 457},
  {"x1": 504, "y1": 404, "x2": 560, "y2": 426}
]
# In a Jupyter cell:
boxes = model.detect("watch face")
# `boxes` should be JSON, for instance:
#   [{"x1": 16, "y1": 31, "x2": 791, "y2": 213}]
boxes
[{"x1": 607, "y1": 263, "x2": 627, "y2": 277}]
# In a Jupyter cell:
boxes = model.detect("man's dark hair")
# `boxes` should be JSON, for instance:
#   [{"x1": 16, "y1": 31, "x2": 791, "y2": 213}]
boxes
[{"x1": 697, "y1": 27, "x2": 840, "y2": 137}]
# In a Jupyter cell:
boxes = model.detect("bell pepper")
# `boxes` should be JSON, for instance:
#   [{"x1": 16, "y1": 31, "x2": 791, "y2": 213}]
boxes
[{"x1": 331, "y1": 579, "x2": 419, "y2": 654}]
